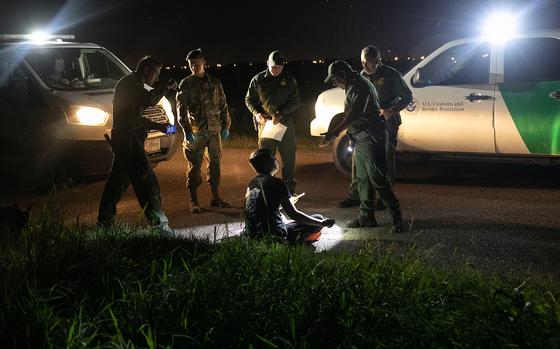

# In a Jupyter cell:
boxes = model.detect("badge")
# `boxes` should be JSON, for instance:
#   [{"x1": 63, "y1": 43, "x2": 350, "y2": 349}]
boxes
[
  {"x1": 280, "y1": 79, "x2": 287, "y2": 86},
  {"x1": 376, "y1": 77, "x2": 384, "y2": 86}
]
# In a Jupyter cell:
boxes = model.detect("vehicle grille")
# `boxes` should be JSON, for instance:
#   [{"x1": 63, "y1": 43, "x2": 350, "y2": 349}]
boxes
[{"x1": 143, "y1": 105, "x2": 168, "y2": 123}]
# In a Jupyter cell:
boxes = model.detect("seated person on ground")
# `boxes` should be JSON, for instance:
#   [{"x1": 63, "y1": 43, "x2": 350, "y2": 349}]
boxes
[{"x1": 244, "y1": 148, "x2": 334, "y2": 243}]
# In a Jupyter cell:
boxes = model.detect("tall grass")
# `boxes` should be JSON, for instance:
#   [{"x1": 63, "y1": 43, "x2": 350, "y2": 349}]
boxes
[{"x1": 1, "y1": 203, "x2": 559, "y2": 348}]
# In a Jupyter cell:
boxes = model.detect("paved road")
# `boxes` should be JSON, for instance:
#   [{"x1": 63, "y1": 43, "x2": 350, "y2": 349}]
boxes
[{"x1": 3, "y1": 147, "x2": 560, "y2": 278}]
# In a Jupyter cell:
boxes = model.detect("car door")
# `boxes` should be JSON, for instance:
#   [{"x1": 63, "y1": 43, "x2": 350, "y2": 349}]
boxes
[
  {"x1": 400, "y1": 41, "x2": 497, "y2": 154},
  {"x1": 494, "y1": 36, "x2": 560, "y2": 156}
]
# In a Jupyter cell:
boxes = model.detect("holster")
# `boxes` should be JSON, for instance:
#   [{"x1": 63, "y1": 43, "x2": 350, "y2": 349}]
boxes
[{"x1": 350, "y1": 129, "x2": 377, "y2": 143}]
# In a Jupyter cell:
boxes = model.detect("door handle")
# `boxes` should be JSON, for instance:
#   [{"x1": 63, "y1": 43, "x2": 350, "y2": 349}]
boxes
[
  {"x1": 549, "y1": 91, "x2": 560, "y2": 100},
  {"x1": 464, "y1": 93, "x2": 492, "y2": 102}
]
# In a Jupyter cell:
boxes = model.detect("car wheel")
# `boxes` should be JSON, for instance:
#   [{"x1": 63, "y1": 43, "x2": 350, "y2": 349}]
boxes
[{"x1": 333, "y1": 133, "x2": 352, "y2": 178}]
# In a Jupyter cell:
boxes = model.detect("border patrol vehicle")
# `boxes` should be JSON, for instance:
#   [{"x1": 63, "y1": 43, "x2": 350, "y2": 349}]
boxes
[
  {"x1": 0, "y1": 33, "x2": 178, "y2": 186},
  {"x1": 311, "y1": 24, "x2": 560, "y2": 175}
]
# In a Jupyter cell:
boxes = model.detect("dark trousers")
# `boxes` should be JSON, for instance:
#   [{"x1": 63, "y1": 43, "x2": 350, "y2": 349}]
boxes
[
  {"x1": 285, "y1": 214, "x2": 324, "y2": 244},
  {"x1": 98, "y1": 141, "x2": 168, "y2": 227},
  {"x1": 354, "y1": 139, "x2": 400, "y2": 220},
  {"x1": 348, "y1": 123, "x2": 399, "y2": 201}
]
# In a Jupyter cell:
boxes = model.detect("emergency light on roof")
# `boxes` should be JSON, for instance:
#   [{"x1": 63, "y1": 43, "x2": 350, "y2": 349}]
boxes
[
  {"x1": 0, "y1": 33, "x2": 76, "y2": 42},
  {"x1": 481, "y1": 12, "x2": 517, "y2": 43}
]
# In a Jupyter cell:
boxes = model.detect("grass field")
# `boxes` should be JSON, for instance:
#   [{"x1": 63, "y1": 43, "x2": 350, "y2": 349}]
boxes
[{"x1": 1, "y1": 202, "x2": 559, "y2": 348}]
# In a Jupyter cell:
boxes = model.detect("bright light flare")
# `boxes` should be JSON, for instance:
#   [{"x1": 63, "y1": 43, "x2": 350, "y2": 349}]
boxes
[
  {"x1": 481, "y1": 12, "x2": 518, "y2": 43},
  {"x1": 68, "y1": 106, "x2": 108, "y2": 126},
  {"x1": 28, "y1": 31, "x2": 49, "y2": 43},
  {"x1": 159, "y1": 97, "x2": 175, "y2": 125}
]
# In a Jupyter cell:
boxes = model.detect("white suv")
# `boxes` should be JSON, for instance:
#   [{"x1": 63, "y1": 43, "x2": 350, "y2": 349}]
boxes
[{"x1": 311, "y1": 31, "x2": 560, "y2": 175}]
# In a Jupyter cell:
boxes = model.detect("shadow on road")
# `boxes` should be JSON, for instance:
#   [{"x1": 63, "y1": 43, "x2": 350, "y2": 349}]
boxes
[{"x1": 298, "y1": 160, "x2": 560, "y2": 189}]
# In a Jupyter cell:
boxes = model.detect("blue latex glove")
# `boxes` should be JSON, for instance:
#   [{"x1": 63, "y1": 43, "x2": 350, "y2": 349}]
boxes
[
  {"x1": 220, "y1": 128, "x2": 230, "y2": 141},
  {"x1": 185, "y1": 132, "x2": 196, "y2": 143}
]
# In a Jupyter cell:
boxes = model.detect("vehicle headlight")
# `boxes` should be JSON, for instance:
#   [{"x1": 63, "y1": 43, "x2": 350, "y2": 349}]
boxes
[
  {"x1": 159, "y1": 97, "x2": 175, "y2": 124},
  {"x1": 67, "y1": 106, "x2": 109, "y2": 126},
  {"x1": 315, "y1": 98, "x2": 328, "y2": 120}
]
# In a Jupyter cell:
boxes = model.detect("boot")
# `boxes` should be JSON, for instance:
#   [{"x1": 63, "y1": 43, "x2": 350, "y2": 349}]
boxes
[
  {"x1": 346, "y1": 214, "x2": 377, "y2": 228},
  {"x1": 210, "y1": 187, "x2": 231, "y2": 208},
  {"x1": 189, "y1": 189, "x2": 202, "y2": 213},
  {"x1": 389, "y1": 209, "x2": 403, "y2": 234}
]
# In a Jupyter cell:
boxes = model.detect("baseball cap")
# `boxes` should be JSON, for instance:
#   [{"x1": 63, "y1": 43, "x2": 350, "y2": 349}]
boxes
[
  {"x1": 267, "y1": 50, "x2": 285, "y2": 66},
  {"x1": 324, "y1": 60, "x2": 353, "y2": 83}
]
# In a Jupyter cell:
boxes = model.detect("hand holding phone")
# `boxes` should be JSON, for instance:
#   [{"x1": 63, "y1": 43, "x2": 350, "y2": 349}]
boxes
[{"x1": 165, "y1": 124, "x2": 177, "y2": 135}]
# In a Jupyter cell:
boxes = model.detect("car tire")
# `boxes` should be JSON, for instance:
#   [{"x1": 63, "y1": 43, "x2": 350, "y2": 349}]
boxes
[{"x1": 333, "y1": 133, "x2": 352, "y2": 178}]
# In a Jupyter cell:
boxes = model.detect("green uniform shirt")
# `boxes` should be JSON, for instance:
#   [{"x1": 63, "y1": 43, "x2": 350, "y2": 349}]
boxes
[
  {"x1": 176, "y1": 73, "x2": 231, "y2": 133},
  {"x1": 245, "y1": 69, "x2": 300, "y2": 126},
  {"x1": 361, "y1": 64, "x2": 413, "y2": 125},
  {"x1": 333, "y1": 74, "x2": 384, "y2": 138},
  {"x1": 112, "y1": 72, "x2": 168, "y2": 141}
]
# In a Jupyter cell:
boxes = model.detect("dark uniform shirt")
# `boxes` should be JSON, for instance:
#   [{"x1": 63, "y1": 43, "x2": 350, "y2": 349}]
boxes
[
  {"x1": 333, "y1": 74, "x2": 384, "y2": 139},
  {"x1": 176, "y1": 73, "x2": 231, "y2": 133},
  {"x1": 361, "y1": 64, "x2": 413, "y2": 126},
  {"x1": 111, "y1": 73, "x2": 167, "y2": 144},
  {"x1": 245, "y1": 70, "x2": 300, "y2": 126},
  {"x1": 244, "y1": 174, "x2": 290, "y2": 237}
]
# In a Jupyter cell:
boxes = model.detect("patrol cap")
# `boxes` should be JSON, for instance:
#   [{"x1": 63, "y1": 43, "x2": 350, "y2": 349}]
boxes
[
  {"x1": 267, "y1": 50, "x2": 285, "y2": 66},
  {"x1": 324, "y1": 60, "x2": 353, "y2": 83}
]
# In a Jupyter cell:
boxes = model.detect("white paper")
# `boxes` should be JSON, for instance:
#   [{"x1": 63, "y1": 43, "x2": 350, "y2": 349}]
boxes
[{"x1": 261, "y1": 120, "x2": 287, "y2": 141}]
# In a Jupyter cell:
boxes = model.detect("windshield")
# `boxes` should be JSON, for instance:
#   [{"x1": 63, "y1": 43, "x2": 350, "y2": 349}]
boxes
[{"x1": 24, "y1": 47, "x2": 129, "y2": 90}]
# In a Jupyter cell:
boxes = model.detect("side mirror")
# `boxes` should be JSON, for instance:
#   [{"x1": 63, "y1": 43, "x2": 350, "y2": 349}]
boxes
[{"x1": 411, "y1": 67, "x2": 430, "y2": 88}]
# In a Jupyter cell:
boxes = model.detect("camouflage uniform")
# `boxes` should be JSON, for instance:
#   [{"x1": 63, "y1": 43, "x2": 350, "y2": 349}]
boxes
[
  {"x1": 176, "y1": 73, "x2": 231, "y2": 207},
  {"x1": 347, "y1": 64, "x2": 413, "y2": 202},
  {"x1": 98, "y1": 73, "x2": 169, "y2": 227},
  {"x1": 245, "y1": 70, "x2": 300, "y2": 194}
]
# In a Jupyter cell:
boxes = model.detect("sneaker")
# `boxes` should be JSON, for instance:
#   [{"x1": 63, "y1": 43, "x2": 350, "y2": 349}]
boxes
[
  {"x1": 304, "y1": 230, "x2": 322, "y2": 242},
  {"x1": 346, "y1": 216, "x2": 378, "y2": 228},
  {"x1": 210, "y1": 198, "x2": 231, "y2": 208},
  {"x1": 190, "y1": 204, "x2": 202, "y2": 213},
  {"x1": 338, "y1": 198, "x2": 360, "y2": 208}
]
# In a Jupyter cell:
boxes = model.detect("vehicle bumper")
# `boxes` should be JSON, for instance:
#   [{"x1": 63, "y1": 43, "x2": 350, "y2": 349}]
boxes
[
  {"x1": 310, "y1": 118, "x2": 327, "y2": 137},
  {"x1": 63, "y1": 132, "x2": 179, "y2": 176}
]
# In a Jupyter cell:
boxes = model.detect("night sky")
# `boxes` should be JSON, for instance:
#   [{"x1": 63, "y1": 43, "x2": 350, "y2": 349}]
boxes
[{"x1": 2, "y1": 0, "x2": 560, "y2": 66}]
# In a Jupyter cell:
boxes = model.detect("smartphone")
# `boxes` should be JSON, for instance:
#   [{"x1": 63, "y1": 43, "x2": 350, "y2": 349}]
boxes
[{"x1": 165, "y1": 124, "x2": 177, "y2": 135}]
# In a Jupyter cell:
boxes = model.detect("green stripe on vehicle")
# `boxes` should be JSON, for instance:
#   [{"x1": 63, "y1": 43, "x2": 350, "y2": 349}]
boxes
[{"x1": 499, "y1": 81, "x2": 560, "y2": 155}]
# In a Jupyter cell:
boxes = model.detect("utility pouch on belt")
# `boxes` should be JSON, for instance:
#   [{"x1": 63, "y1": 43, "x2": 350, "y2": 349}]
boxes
[{"x1": 350, "y1": 129, "x2": 377, "y2": 143}]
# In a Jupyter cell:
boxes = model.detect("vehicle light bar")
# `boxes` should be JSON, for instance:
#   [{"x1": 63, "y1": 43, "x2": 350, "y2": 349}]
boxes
[{"x1": 0, "y1": 34, "x2": 76, "y2": 41}]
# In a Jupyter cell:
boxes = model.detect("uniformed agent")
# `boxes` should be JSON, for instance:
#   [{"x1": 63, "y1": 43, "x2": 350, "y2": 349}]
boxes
[
  {"x1": 98, "y1": 56, "x2": 177, "y2": 231},
  {"x1": 321, "y1": 61, "x2": 403, "y2": 233},
  {"x1": 245, "y1": 50, "x2": 300, "y2": 194},
  {"x1": 176, "y1": 49, "x2": 232, "y2": 213},
  {"x1": 339, "y1": 45, "x2": 413, "y2": 209}
]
